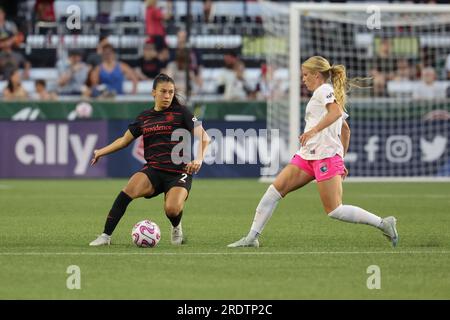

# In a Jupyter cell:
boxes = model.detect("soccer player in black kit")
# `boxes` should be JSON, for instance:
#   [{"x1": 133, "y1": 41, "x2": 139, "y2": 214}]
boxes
[{"x1": 89, "y1": 73, "x2": 210, "y2": 246}]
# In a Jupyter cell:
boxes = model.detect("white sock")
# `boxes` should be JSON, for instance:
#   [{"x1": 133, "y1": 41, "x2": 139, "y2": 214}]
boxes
[
  {"x1": 328, "y1": 204, "x2": 382, "y2": 228},
  {"x1": 246, "y1": 184, "x2": 282, "y2": 241}
]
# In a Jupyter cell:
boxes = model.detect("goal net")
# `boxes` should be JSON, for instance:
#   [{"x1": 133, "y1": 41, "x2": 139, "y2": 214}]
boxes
[{"x1": 260, "y1": 1, "x2": 450, "y2": 180}]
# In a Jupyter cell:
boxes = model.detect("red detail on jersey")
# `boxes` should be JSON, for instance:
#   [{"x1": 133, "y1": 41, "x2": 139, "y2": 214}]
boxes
[
  {"x1": 165, "y1": 113, "x2": 175, "y2": 122},
  {"x1": 147, "y1": 152, "x2": 173, "y2": 160},
  {"x1": 148, "y1": 165, "x2": 186, "y2": 174},
  {"x1": 145, "y1": 141, "x2": 178, "y2": 149}
]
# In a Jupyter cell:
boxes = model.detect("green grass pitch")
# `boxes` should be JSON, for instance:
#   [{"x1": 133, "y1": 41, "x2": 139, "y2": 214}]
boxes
[{"x1": 0, "y1": 179, "x2": 449, "y2": 299}]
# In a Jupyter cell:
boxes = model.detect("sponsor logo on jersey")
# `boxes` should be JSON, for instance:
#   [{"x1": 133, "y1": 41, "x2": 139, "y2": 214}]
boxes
[{"x1": 143, "y1": 125, "x2": 173, "y2": 134}]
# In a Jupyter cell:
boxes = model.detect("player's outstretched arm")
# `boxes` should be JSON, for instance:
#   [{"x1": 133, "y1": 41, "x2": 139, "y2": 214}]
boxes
[
  {"x1": 341, "y1": 120, "x2": 350, "y2": 157},
  {"x1": 185, "y1": 126, "x2": 210, "y2": 175},
  {"x1": 341, "y1": 120, "x2": 351, "y2": 180},
  {"x1": 91, "y1": 130, "x2": 135, "y2": 165}
]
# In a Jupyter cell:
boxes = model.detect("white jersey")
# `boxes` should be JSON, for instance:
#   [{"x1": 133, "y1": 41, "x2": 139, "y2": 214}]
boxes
[{"x1": 297, "y1": 83, "x2": 346, "y2": 160}]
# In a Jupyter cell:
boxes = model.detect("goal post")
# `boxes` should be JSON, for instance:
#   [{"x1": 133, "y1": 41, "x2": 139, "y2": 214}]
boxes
[{"x1": 260, "y1": 1, "x2": 450, "y2": 180}]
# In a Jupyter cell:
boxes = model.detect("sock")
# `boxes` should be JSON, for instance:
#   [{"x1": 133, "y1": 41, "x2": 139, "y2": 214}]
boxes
[
  {"x1": 328, "y1": 204, "x2": 382, "y2": 228},
  {"x1": 167, "y1": 211, "x2": 183, "y2": 227},
  {"x1": 103, "y1": 191, "x2": 133, "y2": 235},
  {"x1": 247, "y1": 184, "x2": 282, "y2": 241}
]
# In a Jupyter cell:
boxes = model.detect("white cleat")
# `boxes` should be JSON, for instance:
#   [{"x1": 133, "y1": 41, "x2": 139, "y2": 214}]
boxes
[
  {"x1": 171, "y1": 224, "x2": 184, "y2": 245},
  {"x1": 227, "y1": 237, "x2": 260, "y2": 248},
  {"x1": 380, "y1": 216, "x2": 399, "y2": 247},
  {"x1": 89, "y1": 233, "x2": 111, "y2": 246}
]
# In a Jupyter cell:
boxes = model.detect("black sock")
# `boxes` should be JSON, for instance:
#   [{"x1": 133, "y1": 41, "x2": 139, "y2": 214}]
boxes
[
  {"x1": 103, "y1": 191, "x2": 133, "y2": 235},
  {"x1": 167, "y1": 211, "x2": 183, "y2": 227}
]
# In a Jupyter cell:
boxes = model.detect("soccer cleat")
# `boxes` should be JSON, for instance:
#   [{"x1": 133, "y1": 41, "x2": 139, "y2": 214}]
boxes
[
  {"x1": 227, "y1": 237, "x2": 260, "y2": 248},
  {"x1": 89, "y1": 233, "x2": 111, "y2": 246},
  {"x1": 379, "y1": 216, "x2": 399, "y2": 247},
  {"x1": 171, "y1": 224, "x2": 184, "y2": 245}
]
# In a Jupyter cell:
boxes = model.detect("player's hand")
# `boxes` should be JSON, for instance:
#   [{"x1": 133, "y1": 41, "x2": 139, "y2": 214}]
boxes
[
  {"x1": 91, "y1": 149, "x2": 101, "y2": 166},
  {"x1": 185, "y1": 159, "x2": 202, "y2": 175},
  {"x1": 299, "y1": 128, "x2": 318, "y2": 146},
  {"x1": 342, "y1": 166, "x2": 349, "y2": 180}
]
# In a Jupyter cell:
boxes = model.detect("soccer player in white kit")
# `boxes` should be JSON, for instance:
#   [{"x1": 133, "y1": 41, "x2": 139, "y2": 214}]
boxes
[{"x1": 228, "y1": 56, "x2": 399, "y2": 248}]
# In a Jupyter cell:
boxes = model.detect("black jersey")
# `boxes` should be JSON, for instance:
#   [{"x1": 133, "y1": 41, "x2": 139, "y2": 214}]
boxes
[{"x1": 128, "y1": 104, "x2": 199, "y2": 173}]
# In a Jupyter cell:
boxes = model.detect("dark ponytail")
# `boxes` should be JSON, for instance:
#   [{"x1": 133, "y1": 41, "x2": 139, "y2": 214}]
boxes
[
  {"x1": 7, "y1": 69, "x2": 19, "y2": 93},
  {"x1": 152, "y1": 73, "x2": 184, "y2": 107}
]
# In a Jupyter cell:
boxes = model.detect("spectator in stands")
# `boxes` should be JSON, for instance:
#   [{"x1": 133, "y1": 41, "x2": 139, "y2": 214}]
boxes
[
  {"x1": 90, "y1": 44, "x2": 138, "y2": 96},
  {"x1": 217, "y1": 59, "x2": 253, "y2": 101},
  {"x1": 0, "y1": 6, "x2": 24, "y2": 50},
  {"x1": 0, "y1": 7, "x2": 18, "y2": 40},
  {"x1": 234, "y1": 60, "x2": 255, "y2": 99},
  {"x1": 173, "y1": 30, "x2": 202, "y2": 79},
  {"x1": 0, "y1": 31, "x2": 30, "y2": 80},
  {"x1": 217, "y1": 51, "x2": 251, "y2": 100},
  {"x1": 135, "y1": 41, "x2": 164, "y2": 80},
  {"x1": 2, "y1": 69, "x2": 28, "y2": 100},
  {"x1": 255, "y1": 63, "x2": 272, "y2": 100},
  {"x1": 145, "y1": 0, "x2": 172, "y2": 51},
  {"x1": 158, "y1": 46, "x2": 170, "y2": 70},
  {"x1": 202, "y1": 0, "x2": 215, "y2": 23},
  {"x1": 34, "y1": 0, "x2": 56, "y2": 22},
  {"x1": 255, "y1": 63, "x2": 287, "y2": 100},
  {"x1": 86, "y1": 35, "x2": 110, "y2": 68},
  {"x1": 81, "y1": 68, "x2": 95, "y2": 98},
  {"x1": 33, "y1": 79, "x2": 57, "y2": 100},
  {"x1": 166, "y1": 48, "x2": 202, "y2": 95},
  {"x1": 369, "y1": 38, "x2": 397, "y2": 96},
  {"x1": 57, "y1": 49, "x2": 89, "y2": 95},
  {"x1": 445, "y1": 53, "x2": 450, "y2": 80},
  {"x1": 217, "y1": 51, "x2": 237, "y2": 94},
  {"x1": 392, "y1": 58, "x2": 414, "y2": 81},
  {"x1": 413, "y1": 67, "x2": 447, "y2": 100}
]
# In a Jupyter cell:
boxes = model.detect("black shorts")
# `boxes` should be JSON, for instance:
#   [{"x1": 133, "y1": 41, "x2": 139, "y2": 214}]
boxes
[{"x1": 140, "y1": 166, "x2": 193, "y2": 199}]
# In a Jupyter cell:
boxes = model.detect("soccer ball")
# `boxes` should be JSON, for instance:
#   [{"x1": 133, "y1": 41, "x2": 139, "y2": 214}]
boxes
[{"x1": 131, "y1": 220, "x2": 161, "y2": 248}]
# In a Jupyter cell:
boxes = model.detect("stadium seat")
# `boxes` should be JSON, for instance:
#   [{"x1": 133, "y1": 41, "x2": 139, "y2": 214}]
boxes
[
  {"x1": 387, "y1": 80, "x2": 450, "y2": 97},
  {"x1": 246, "y1": 1, "x2": 263, "y2": 17},
  {"x1": 123, "y1": 80, "x2": 154, "y2": 95},
  {"x1": 80, "y1": 1, "x2": 98, "y2": 21},
  {"x1": 29, "y1": 68, "x2": 58, "y2": 81},
  {"x1": 26, "y1": 34, "x2": 243, "y2": 50},
  {"x1": 201, "y1": 67, "x2": 262, "y2": 94},
  {"x1": 54, "y1": 0, "x2": 71, "y2": 21},
  {"x1": 54, "y1": 0, "x2": 97, "y2": 21},
  {"x1": 214, "y1": 2, "x2": 244, "y2": 17},
  {"x1": 173, "y1": 1, "x2": 203, "y2": 18}
]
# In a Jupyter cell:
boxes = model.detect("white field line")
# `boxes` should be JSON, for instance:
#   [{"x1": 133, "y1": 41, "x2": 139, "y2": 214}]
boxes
[{"x1": 0, "y1": 251, "x2": 449, "y2": 256}]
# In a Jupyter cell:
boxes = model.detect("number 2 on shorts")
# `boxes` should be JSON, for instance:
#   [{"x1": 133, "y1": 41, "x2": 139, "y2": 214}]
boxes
[{"x1": 179, "y1": 173, "x2": 188, "y2": 183}]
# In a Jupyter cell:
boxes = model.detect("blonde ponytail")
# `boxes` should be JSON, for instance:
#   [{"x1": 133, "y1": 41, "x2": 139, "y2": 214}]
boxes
[
  {"x1": 302, "y1": 56, "x2": 370, "y2": 112},
  {"x1": 330, "y1": 64, "x2": 347, "y2": 111}
]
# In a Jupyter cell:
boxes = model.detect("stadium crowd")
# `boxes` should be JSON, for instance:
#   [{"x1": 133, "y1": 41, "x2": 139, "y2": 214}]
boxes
[{"x1": 0, "y1": 0, "x2": 449, "y2": 101}]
